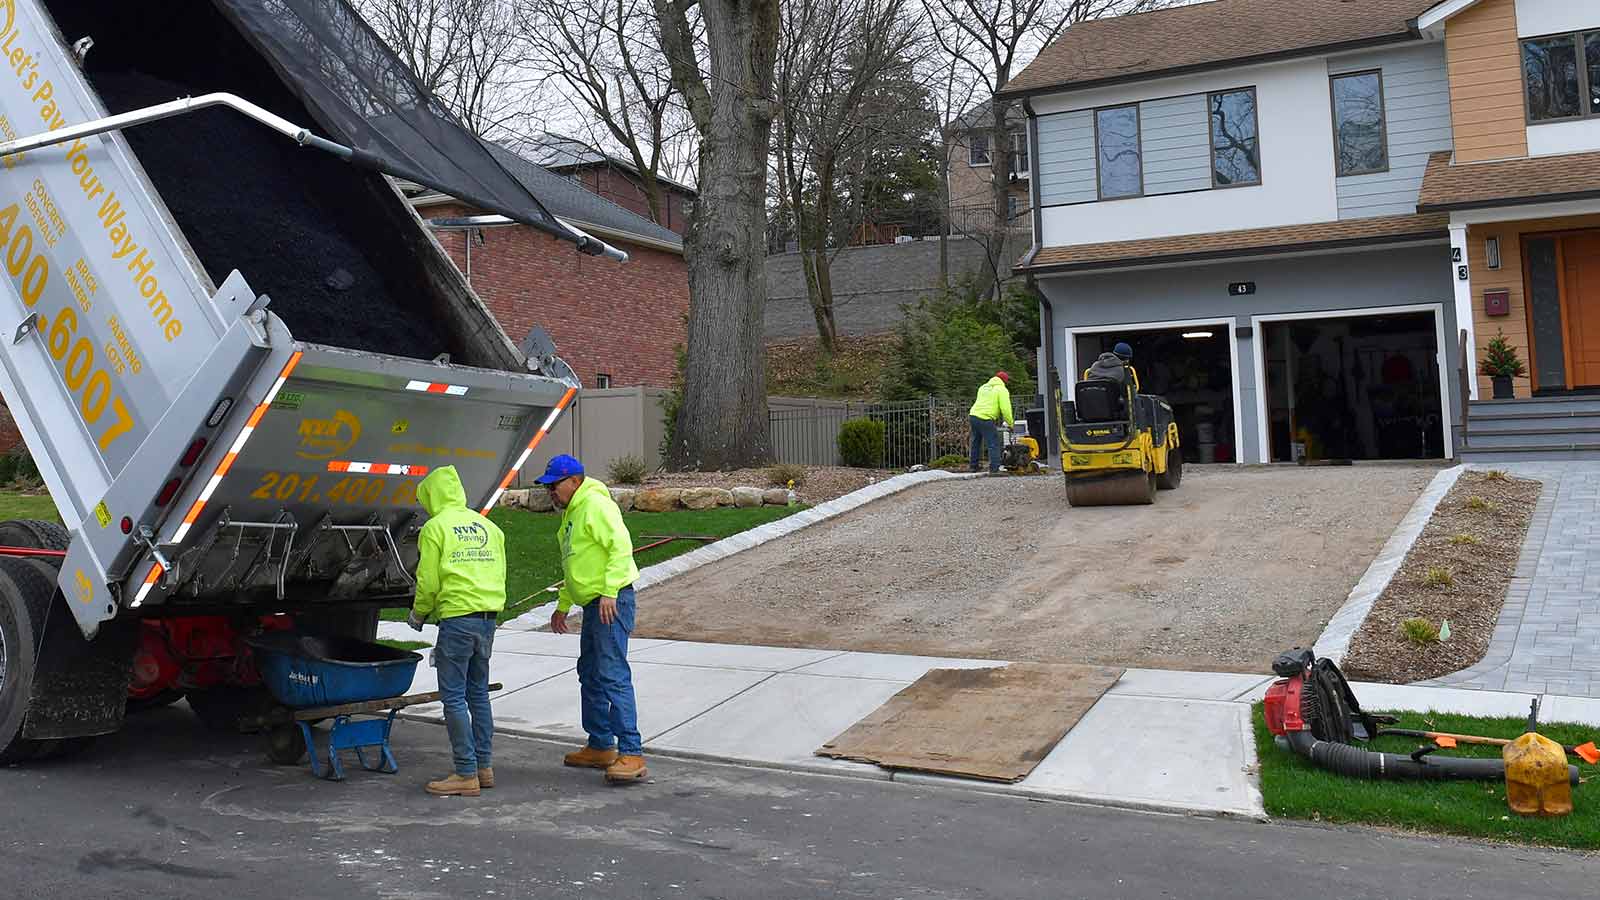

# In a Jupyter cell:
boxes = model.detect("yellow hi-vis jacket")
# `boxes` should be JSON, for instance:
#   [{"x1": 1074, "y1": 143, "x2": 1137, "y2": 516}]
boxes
[
  {"x1": 969, "y1": 376, "x2": 1015, "y2": 427},
  {"x1": 412, "y1": 466, "x2": 507, "y2": 622},
  {"x1": 556, "y1": 477, "x2": 639, "y2": 613}
]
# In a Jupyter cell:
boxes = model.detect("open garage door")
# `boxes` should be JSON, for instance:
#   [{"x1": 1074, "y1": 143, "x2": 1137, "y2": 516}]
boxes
[
  {"x1": 1072, "y1": 324, "x2": 1239, "y2": 463},
  {"x1": 1259, "y1": 309, "x2": 1447, "y2": 462}
]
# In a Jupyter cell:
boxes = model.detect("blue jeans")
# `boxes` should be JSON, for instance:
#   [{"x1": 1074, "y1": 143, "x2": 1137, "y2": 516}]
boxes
[
  {"x1": 970, "y1": 415, "x2": 1002, "y2": 473},
  {"x1": 436, "y1": 614, "x2": 496, "y2": 777},
  {"x1": 578, "y1": 585, "x2": 641, "y2": 755}
]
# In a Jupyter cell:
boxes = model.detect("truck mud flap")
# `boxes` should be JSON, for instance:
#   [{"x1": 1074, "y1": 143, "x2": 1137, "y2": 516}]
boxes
[{"x1": 22, "y1": 606, "x2": 138, "y2": 741}]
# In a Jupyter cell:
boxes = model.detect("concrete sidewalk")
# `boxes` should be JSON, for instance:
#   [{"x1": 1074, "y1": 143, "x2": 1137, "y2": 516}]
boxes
[{"x1": 379, "y1": 623, "x2": 1600, "y2": 821}]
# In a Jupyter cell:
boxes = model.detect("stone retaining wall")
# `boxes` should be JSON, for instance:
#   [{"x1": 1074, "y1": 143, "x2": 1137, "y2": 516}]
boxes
[{"x1": 499, "y1": 485, "x2": 797, "y2": 513}]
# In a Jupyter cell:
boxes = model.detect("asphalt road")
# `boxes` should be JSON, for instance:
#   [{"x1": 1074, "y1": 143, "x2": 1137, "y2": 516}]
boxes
[{"x1": 3, "y1": 705, "x2": 1596, "y2": 900}]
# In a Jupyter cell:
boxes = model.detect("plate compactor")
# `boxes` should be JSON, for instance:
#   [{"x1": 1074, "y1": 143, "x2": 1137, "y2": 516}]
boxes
[{"x1": 1052, "y1": 368, "x2": 1182, "y2": 506}]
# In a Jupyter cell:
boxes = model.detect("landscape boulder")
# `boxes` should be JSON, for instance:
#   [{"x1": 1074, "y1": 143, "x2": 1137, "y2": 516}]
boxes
[
  {"x1": 499, "y1": 489, "x2": 529, "y2": 509},
  {"x1": 681, "y1": 487, "x2": 733, "y2": 510},
  {"x1": 762, "y1": 488, "x2": 792, "y2": 506},
  {"x1": 524, "y1": 488, "x2": 555, "y2": 513},
  {"x1": 610, "y1": 487, "x2": 636, "y2": 512},
  {"x1": 731, "y1": 486, "x2": 764, "y2": 508},
  {"x1": 634, "y1": 487, "x2": 682, "y2": 513}
]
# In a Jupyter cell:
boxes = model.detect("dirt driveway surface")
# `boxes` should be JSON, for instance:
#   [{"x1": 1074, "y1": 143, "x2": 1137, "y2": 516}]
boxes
[{"x1": 636, "y1": 465, "x2": 1439, "y2": 672}]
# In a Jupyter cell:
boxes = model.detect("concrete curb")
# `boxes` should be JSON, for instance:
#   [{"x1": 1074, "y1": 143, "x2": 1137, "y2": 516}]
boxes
[
  {"x1": 1313, "y1": 464, "x2": 1465, "y2": 664},
  {"x1": 493, "y1": 468, "x2": 982, "y2": 631},
  {"x1": 398, "y1": 713, "x2": 1264, "y2": 820}
]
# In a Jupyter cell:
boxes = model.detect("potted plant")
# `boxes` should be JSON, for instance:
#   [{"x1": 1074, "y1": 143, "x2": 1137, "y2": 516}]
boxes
[{"x1": 1480, "y1": 330, "x2": 1526, "y2": 400}]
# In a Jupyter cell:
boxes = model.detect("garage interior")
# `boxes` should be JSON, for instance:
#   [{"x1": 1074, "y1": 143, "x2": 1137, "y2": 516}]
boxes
[
  {"x1": 1075, "y1": 327, "x2": 1235, "y2": 463},
  {"x1": 1261, "y1": 312, "x2": 1444, "y2": 462}
]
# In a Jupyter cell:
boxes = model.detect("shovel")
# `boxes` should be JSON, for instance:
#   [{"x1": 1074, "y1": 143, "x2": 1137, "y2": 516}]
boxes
[{"x1": 1377, "y1": 728, "x2": 1600, "y2": 765}]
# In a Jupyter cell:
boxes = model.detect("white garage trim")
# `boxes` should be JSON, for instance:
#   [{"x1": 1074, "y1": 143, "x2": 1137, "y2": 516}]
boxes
[
  {"x1": 1249, "y1": 303, "x2": 1453, "y2": 465},
  {"x1": 1063, "y1": 317, "x2": 1245, "y2": 464}
]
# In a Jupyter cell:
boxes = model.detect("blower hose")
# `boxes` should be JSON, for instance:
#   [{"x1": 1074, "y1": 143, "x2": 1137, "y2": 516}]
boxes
[{"x1": 1276, "y1": 652, "x2": 1579, "y2": 784}]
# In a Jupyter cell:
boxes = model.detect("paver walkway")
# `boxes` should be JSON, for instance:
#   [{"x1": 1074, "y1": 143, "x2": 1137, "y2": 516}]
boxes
[{"x1": 1427, "y1": 462, "x2": 1600, "y2": 696}]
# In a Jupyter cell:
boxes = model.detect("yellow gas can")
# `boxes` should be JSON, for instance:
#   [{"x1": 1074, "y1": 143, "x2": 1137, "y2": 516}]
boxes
[{"x1": 1504, "y1": 732, "x2": 1572, "y2": 817}]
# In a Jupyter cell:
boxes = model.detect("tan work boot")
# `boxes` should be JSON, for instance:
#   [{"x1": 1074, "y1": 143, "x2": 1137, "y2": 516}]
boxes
[
  {"x1": 605, "y1": 755, "x2": 648, "y2": 783},
  {"x1": 477, "y1": 767, "x2": 495, "y2": 789},
  {"x1": 425, "y1": 773, "x2": 481, "y2": 797},
  {"x1": 564, "y1": 746, "x2": 620, "y2": 769}
]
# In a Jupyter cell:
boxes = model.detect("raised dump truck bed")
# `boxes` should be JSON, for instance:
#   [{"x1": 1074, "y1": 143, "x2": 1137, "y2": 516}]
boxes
[{"x1": 0, "y1": 0, "x2": 604, "y2": 758}]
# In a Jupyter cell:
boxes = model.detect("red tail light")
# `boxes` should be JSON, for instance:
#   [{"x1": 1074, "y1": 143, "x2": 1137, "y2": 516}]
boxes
[
  {"x1": 180, "y1": 438, "x2": 208, "y2": 467},
  {"x1": 155, "y1": 478, "x2": 182, "y2": 507}
]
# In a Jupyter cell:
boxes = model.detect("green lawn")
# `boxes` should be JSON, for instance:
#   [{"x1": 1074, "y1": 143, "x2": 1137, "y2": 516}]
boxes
[
  {"x1": 1254, "y1": 705, "x2": 1600, "y2": 849},
  {"x1": 382, "y1": 503, "x2": 801, "y2": 625},
  {"x1": 0, "y1": 491, "x2": 59, "y2": 522}
]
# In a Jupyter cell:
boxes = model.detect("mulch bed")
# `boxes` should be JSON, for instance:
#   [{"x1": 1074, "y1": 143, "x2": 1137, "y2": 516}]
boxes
[{"x1": 1341, "y1": 471, "x2": 1542, "y2": 684}]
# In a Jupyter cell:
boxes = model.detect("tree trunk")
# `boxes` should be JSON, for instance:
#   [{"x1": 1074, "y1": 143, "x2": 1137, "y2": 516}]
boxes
[
  {"x1": 811, "y1": 250, "x2": 839, "y2": 351},
  {"x1": 981, "y1": 95, "x2": 1015, "y2": 301},
  {"x1": 937, "y1": 134, "x2": 952, "y2": 290},
  {"x1": 661, "y1": 0, "x2": 780, "y2": 471}
]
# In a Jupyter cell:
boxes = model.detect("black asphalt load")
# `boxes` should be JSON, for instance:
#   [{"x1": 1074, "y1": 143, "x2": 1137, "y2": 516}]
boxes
[
  {"x1": 46, "y1": 0, "x2": 448, "y2": 362},
  {"x1": 3, "y1": 705, "x2": 1599, "y2": 900}
]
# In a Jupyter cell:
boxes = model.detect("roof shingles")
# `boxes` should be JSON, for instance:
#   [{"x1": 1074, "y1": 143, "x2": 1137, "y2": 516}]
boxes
[
  {"x1": 1022, "y1": 213, "x2": 1449, "y2": 272},
  {"x1": 1002, "y1": 0, "x2": 1438, "y2": 97},
  {"x1": 1418, "y1": 150, "x2": 1600, "y2": 211}
]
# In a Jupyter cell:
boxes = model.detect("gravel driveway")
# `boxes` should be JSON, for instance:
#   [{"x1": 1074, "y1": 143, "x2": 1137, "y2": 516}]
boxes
[{"x1": 636, "y1": 465, "x2": 1440, "y2": 672}]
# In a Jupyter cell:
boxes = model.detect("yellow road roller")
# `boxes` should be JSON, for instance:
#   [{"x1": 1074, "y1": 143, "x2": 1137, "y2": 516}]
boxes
[{"x1": 1055, "y1": 374, "x2": 1182, "y2": 506}]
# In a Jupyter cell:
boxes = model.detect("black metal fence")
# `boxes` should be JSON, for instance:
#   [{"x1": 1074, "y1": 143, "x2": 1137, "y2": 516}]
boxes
[{"x1": 768, "y1": 397, "x2": 972, "y2": 468}]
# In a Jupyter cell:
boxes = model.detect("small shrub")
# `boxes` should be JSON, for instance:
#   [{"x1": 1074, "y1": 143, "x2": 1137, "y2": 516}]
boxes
[
  {"x1": 930, "y1": 453, "x2": 967, "y2": 470},
  {"x1": 1482, "y1": 469, "x2": 1510, "y2": 482},
  {"x1": 607, "y1": 454, "x2": 648, "y2": 485},
  {"x1": 837, "y1": 418, "x2": 886, "y2": 468},
  {"x1": 1422, "y1": 566, "x2": 1455, "y2": 588},
  {"x1": 1448, "y1": 533, "x2": 1481, "y2": 546},
  {"x1": 0, "y1": 449, "x2": 38, "y2": 487},
  {"x1": 1466, "y1": 496, "x2": 1494, "y2": 511},
  {"x1": 1402, "y1": 617, "x2": 1442, "y2": 646},
  {"x1": 1479, "y1": 330, "x2": 1527, "y2": 378},
  {"x1": 767, "y1": 463, "x2": 808, "y2": 488}
]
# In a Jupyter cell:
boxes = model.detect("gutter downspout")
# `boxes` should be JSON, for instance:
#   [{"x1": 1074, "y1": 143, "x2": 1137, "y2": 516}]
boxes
[{"x1": 1022, "y1": 97, "x2": 1056, "y2": 458}]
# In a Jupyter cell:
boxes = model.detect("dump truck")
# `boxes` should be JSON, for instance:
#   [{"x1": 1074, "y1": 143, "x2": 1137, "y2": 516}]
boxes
[{"x1": 0, "y1": 0, "x2": 624, "y2": 760}]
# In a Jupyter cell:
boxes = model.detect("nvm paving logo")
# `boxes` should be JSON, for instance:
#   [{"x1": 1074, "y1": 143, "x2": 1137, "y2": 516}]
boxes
[
  {"x1": 452, "y1": 522, "x2": 490, "y2": 550},
  {"x1": 296, "y1": 410, "x2": 362, "y2": 460}
]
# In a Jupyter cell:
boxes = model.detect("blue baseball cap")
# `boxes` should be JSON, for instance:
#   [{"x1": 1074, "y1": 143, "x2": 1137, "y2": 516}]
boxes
[{"x1": 534, "y1": 454, "x2": 585, "y2": 485}]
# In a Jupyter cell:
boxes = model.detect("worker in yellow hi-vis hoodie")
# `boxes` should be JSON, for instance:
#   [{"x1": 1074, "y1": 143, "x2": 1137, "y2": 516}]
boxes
[
  {"x1": 410, "y1": 465, "x2": 506, "y2": 798},
  {"x1": 969, "y1": 371, "x2": 1014, "y2": 474},
  {"x1": 539, "y1": 454, "x2": 646, "y2": 784}
]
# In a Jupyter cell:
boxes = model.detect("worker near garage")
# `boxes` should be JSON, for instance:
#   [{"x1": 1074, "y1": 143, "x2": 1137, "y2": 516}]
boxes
[
  {"x1": 969, "y1": 370, "x2": 1015, "y2": 474},
  {"x1": 408, "y1": 465, "x2": 507, "y2": 798},
  {"x1": 540, "y1": 454, "x2": 647, "y2": 784},
  {"x1": 1084, "y1": 341, "x2": 1142, "y2": 391}
]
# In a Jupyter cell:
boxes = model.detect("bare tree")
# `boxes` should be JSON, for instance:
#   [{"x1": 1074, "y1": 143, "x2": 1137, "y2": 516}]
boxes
[
  {"x1": 773, "y1": 0, "x2": 921, "y2": 352},
  {"x1": 355, "y1": 0, "x2": 527, "y2": 136},
  {"x1": 519, "y1": 0, "x2": 695, "y2": 225},
  {"x1": 920, "y1": 0, "x2": 1175, "y2": 295},
  {"x1": 654, "y1": 0, "x2": 782, "y2": 470}
]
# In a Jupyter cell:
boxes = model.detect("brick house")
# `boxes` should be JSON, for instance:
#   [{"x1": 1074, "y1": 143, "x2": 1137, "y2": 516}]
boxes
[
  {"x1": 947, "y1": 100, "x2": 1032, "y2": 237},
  {"x1": 405, "y1": 142, "x2": 689, "y2": 389},
  {"x1": 517, "y1": 133, "x2": 697, "y2": 236}
]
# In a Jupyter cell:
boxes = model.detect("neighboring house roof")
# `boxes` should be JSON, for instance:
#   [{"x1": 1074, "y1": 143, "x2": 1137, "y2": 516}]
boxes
[
  {"x1": 949, "y1": 99, "x2": 1026, "y2": 133},
  {"x1": 407, "y1": 142, "x2": 684, "y2": 253},
  {"x1": 1019, "y1": 213, "x2": 1448, "y2": 274},
  {"x1": 1416, "y1": 0, "x2": 1485, "y2": 30},
  {"x1": 1000, "y1": 0, "x2": 1438, "y2": 99},
  {"x1": 1418, "y1": 151, "x2": 1600, "y2": 212},
  {"x1": 515, "y1": 132, "x2": 699, "y2": 197}
]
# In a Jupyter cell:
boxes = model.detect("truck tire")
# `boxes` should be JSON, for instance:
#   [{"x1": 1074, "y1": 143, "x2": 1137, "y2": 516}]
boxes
[
  {"x1": 188, "y1": 686, "x2": 274, "y2": 734},
  {"x1": 0, "y1": 520, "x2": 69, "y2": 552},
  {"x1": 0, "y1": 557, "x2": 58, "y2": 764}
]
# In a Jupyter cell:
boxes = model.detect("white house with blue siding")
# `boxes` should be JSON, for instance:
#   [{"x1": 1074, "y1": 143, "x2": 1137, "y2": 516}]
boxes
[{"x1": 1005, "y1": 0, "x2": 1461, "y2": 465}]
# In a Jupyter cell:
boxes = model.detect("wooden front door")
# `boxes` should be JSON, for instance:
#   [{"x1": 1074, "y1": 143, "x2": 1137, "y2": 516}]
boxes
[{"x1": 1562, "y1": 232, "x2": 1600, "y2": 388}]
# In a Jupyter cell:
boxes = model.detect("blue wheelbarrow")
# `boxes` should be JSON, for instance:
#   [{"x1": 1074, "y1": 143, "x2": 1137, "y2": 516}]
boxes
[{"x1": 246, "y1": 631, "x2": 501, "y2": 781}]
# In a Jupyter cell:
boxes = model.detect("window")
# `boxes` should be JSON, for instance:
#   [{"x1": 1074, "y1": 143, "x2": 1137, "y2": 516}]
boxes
[
  {"x1": 1330, "y1": 71, "x2": 1388, "y2": 176},
  {"x1": 1010, "y1": 131, "x2": 1029, "y2": 177},
  {"x1": 1095, "y1": 105, "x2": 1142, "y2": 199},
  {"x1": 1007, "y1": 193, "x2": 1019, "y2": 221},
  {"x1": 968, "y1": 131, "x2": 991, "y2": 166},
  {"x1": 1208, "y1": 88, "x2": 1260, "y2": 187},
  {"x1": 1521, "y1": 31, "x2": 1600, "y2": 122},
  {"x1": 595, "y1": 373, "x2": 612, "y2": 389}
]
